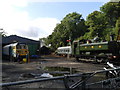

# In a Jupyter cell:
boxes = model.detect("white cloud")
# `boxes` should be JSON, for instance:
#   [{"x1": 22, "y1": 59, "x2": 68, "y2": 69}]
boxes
[
  {"x1": 17, "y1": 17, "x2": 59, "y2": 40},
  {"x1": 32, "y1": 18, "x2": 59, "y2": 35},
  {"x1": 0, "y1": 0, "x2": 59, "y2": 40}
]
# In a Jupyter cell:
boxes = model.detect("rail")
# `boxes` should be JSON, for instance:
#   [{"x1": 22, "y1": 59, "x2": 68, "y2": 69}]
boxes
[{"x1": 1, "y1": 67, "x2": 120, "y2": 89}]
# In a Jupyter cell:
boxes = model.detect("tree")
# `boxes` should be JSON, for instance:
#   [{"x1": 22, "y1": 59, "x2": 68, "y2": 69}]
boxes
[
  {"x1": 85, "y1": 11, "x2": 108, "y2": 40},
  {"x1": 61, "y1": 12, "x2": 87, "y2": 41},
  {"x1": 46, "y1": 12, "x2": 87, "y2": 50},
  {"x1": 100, "y1": 2, "x2": 120, "y2": 40},
  {"x1": 110, "y1": 0, "x2": 120, "y2": 2},
  {"x1": 100, "y1": 2, "x2": 120, "y2": 27},
  {"x1": 115, "y1": 17, "x2": 120, "y2": 40}
]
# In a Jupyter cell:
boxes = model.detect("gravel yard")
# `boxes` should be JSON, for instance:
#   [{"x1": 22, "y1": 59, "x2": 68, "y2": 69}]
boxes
[{"x1": 2, "y1": 54, "x2": 108, "y2": 89}]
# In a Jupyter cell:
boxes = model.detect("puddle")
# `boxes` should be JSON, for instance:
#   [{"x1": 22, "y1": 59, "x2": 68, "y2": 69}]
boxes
[{"x1": 43, "y1": 67, "x2": 79, "y2": 76}]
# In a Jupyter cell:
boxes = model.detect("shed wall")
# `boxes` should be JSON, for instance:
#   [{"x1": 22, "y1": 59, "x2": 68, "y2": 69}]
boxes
[{"x1": 28, "y1": 44, "x2": 39, "y2": 57}]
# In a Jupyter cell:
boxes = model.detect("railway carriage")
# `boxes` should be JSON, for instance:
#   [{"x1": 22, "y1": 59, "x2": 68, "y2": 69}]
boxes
[
  {"x1": 3, "y1": 43, "x2": 29, "y2": 62},
  {"x1": 56, "y1": 46, "x2": 72, "y2": 56}
]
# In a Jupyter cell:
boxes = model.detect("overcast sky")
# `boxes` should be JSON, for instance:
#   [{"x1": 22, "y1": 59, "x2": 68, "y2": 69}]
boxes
[{"x1": 0, "y1": 0, "x2": 110, "y2": 40}]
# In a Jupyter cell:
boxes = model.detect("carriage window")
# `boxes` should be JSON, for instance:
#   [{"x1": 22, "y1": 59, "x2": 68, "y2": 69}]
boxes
[
  {"x1": 65, "y1": 50, "x2": 67, "y2": 52},
  {"x1": 66, "y1": 50, "x2": 68, "y2": 52},
  {"x1": 68, "y1": 50, "x2": 69, "y2": 52},
  {"x1": 60, "y1": 50, "x2": 62, "y2": 52}
]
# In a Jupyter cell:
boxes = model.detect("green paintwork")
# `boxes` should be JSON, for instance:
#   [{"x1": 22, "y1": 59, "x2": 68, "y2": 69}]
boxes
[
  {"x1": 28, "y1": 44, "x2": 39, "y2": 56},
  {"x1": 80, "y1": 42, "x2": 108, "y2": 51},
  {"x1": 72, "y1": 41, "x2": 80, "y2": 55},
  {"x1": 72, "y1": 40, "x2": 120, "y2": 62},
  {"x1": 72, "y1": 41, "x2": 109, "y2": 55}
]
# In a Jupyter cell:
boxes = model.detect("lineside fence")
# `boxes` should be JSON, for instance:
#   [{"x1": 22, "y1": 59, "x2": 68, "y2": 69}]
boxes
[{"x1": 1, "y1": 67, "x2": 120, "y2": 90}]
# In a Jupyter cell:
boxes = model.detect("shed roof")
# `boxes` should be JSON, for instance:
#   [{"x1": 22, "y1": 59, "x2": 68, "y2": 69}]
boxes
[{"x1": 2, "y1": 35, "x2": 39, "y2": 45}]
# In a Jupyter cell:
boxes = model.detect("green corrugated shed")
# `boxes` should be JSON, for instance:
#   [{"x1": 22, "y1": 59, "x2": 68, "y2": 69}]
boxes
[
  {"x1": 2, "y1": 35, "x2": 40, "y2": 57},
  {"x1": 28, "y1": 44, "x2": 39, "y2": 56}
]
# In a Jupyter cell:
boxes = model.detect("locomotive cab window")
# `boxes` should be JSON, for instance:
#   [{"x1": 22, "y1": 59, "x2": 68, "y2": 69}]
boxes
[
  {"x1": 23, "y1": 45, "x2": 27, "y2": 49},
  {"x1": 17, "y1": 45, "x2": 21, "y2": 49}
]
